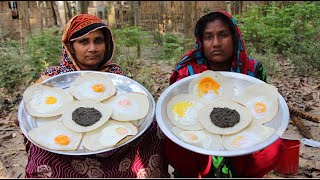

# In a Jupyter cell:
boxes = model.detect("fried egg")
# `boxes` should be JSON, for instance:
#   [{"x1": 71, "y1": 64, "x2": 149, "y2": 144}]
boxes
[
  {"x1": 69, "y1": 73, "x2": 116, "y2": 101},
  {"x1": 102, "y1": 92, "x2": 149, "y2": 121},
  {"x1": 172, "y1": 127, "x2": 222, "y2": 150},
  {"x1": 62, "y1": 100, "x2": 112, "y2": 132},
  {"x1": 198, "y1": 99, "x2": 252, "y2": 135},
  {"x1": 23, "y1": 83, "x2": 74, "y2": 117},
  {"x1": 235, "y1": 83, "x2": 279, "y2": 124},
  {"x1": 167, "y1": 94, "x2": 205, "y2": 130},
  {"x1": 82, "y1": 120, "x2": 138, "y2": 151},
  {"x1": 222, "y1": 121, "x2": 275, "y2": 150},
  {"x1": 28, "y1": 121, "x2": 82, "y2": 151},
  {"x1": 189, "y1": 70, "x2": 235, "y2": 104}
]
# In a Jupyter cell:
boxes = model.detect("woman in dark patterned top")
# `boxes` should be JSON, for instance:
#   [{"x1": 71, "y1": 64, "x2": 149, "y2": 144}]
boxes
[
  {"x1": 166, "y1": 10, "x2": 282, "y2": 178},
  {"x1": 24, "y1": 14, "x2": 169, "y2": 178}
]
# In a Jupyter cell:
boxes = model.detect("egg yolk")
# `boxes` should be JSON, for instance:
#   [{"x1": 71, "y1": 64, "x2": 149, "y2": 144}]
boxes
[
  {"x1": 254, "y1": 102, "x2": 267, "y2": 113},
  {"x1": 115, "y1": 127, "x2": 129, "y2": 135},
  {"x1": 92, "y1": 84, "x2": 105, "y2": 92},
  {"x1": 54, "y1": 135, "x2": 70, "y2": 146},
  {"x1": 233, "y1": 136, "x2": 245, "y2": 146},
  {"x1": 197, "y1": 77, "x2": 220, "y2": 97},
  {"x1": 118, "y1": 99, "x2": 131, "y2": 107},
  {"x1": 173, "y1": 102, "x2": 192, "y2": 117},
  {"x1": 45, "y1": 96, "x2": 57, "y2": 104},
  {"x1": 184, "y1": 132, "x2": 198, "y2": 141}
]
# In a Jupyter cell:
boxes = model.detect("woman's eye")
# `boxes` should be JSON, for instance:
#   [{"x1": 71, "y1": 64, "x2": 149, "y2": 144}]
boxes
[
  {"x1": 79, "y1": 39, "x2": 88, "y2": 44},
  {"x1": 95, "y1": 38, "x2": 104, "y2": 44},
  {"x1": 220, "y1": 32, "x2": 230, "y2": 38},
  {"x1": 204, "y1": 34, "x2": 212, "y2": 40}
]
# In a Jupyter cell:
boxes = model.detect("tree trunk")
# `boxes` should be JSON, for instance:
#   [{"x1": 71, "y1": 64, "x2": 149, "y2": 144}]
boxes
[
  {"x1": 64, "y1": 1, "x2": 72, "y2": 23},
  {"x1": 133, "y1": 1, "x2": 140, "y2": 26},
  {"x1": 272, "y1": 1, "x2": 277, "y2": 15},
  {"x1": 18, "y1": 1, "x2": 24, "y2": 50},
  {"x1": 17, "y1": 1, "x2": 28, "y2": 48},
  {"x1": 157, "y1": 1, "x2": 165, "y2": 34},
  {"x1": 107, "y1": 1, "x2": 116, "y2": 29},
  {"x1": 39, "y1": 1, "x2": 44, "y2": 33},
  {"x1": 226, "y1": 1, "x2": 232, "y2": 14},
  {"x1": 79, "y1": 1, "x2": 89, "y2": 14},
  {"x1": 183, "y1": 1, "x2": 194, "y2": 39},
  {"x1": 50, "y1": 1, "x2": 61, "y2": 27},
  {"x1": 118, "y1": 1, "x2": 123, "y2": 29},
  {"x1": 194, "y1": 1, "x2": 198, "y2": 22},
  {"x1": 133, "y1": 1, "x2": 141, "y2": 59}
]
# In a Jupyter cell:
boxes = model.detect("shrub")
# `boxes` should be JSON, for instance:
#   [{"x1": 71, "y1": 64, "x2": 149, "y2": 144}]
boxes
[
  {"x1": 157, "y1": 33, "x2": 193, "y2": 64},
  {"x1": 0, "y1": 28, "x2": 62, "y2": 94},
  {"x1": 0, "y1": 40, "x2": 31, "y2": 93},
  {"x1": 235, "y1": 1, "x2": 320, "y2": 73}
]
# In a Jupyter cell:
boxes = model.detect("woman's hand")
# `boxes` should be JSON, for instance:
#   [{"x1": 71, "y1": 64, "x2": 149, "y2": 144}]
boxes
[{"x1": 33, "y1": 75, "x2": 50, "y2": 84}]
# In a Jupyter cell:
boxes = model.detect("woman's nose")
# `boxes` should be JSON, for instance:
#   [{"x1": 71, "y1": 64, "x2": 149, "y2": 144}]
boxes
[
  {"x1": 88, "y1": 43, "x2": 97, "y2": 52},
  {"x1": 212, "y1": 36, "x2": 221, "y2": 47}
]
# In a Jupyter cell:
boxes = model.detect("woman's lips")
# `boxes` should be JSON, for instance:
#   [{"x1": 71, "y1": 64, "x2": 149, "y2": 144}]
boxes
[{"x1": 210, "y1": 50, "x2": 223, "y2": 55}]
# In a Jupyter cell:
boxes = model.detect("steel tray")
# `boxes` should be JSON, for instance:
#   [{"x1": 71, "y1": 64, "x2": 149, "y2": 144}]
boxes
[
  {"x1": 156, "y1": 71, "x2": 289, "y2": 157},
  {"x1": 18, "y1": 71, "x2": 155, "y2": 155}
]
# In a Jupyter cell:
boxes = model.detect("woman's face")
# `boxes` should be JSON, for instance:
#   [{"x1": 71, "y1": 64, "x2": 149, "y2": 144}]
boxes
[
  {"x1": 202, "y1": 19, "x2": 234, "y2": 66},
  {"x1": 72, "y1": 29, "x2": 106, "y2": 70}
]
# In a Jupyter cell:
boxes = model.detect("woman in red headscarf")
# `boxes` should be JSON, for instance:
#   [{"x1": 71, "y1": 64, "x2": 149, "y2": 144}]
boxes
[
  {"x1": 24, "y1": 14, "x2": 169, "y2": 178},
  {"x1": 166, "y1": 10, "x2": 282, "y2": 178}
]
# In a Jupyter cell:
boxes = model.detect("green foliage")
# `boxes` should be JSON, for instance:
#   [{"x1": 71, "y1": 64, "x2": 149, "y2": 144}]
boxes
[
  {"x1": 0, "y1": 28, "x2": 62, "y2": 94},
  {"x1": 285, "y1": 41, "x2": 320, "y2": 73},
  {"x1": 113, "y1": 26, "x2": 150, "y2": 59},
  {"x1": 132, "y1": 67, "x2": 155, "y2": 93},
  {"x1": 0, "y1": 40, "x2": 31, "y2": 93},
  {"x1": 235, "y1": 1, "x2": 320, "y2": 72},
  {"x1": 26, "y1": 28, "x2": 62, "y2": 79},
  {"x1": 246, "y1": 42, "x2": 278, "y2": 77},
  {"x1": 157, "y1": 33, "x2": 193, "y2": 63}
]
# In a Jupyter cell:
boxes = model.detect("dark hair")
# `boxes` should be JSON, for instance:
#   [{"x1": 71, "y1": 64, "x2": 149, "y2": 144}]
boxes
[{"x1": 195, "y1": 12, "x2": 238, "y2": 52}]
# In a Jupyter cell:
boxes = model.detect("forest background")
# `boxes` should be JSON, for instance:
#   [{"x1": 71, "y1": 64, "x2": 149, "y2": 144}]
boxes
[{"x1": 0, "y1": 1, "x2": 319, "y2": 178}]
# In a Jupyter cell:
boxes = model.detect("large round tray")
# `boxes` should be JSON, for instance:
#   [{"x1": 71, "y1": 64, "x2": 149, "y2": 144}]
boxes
[
  {"x1": 156, "y1": 71, "x2": 289, "y2": 157},
  {"x1": 18, "y1": 71, "x2": 155, "y2": 156}
]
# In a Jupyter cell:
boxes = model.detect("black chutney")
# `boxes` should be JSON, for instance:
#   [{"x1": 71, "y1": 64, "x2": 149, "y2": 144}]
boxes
[
  {"x1": 209, "y1": 107, "x2": 240, "y2": 128},
  {"x1": 72, "y1": 107, "x2": 102, "y2": 126}
]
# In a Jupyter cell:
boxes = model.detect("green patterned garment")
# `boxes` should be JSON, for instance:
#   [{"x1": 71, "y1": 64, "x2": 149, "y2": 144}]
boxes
[{"x1": 207, "y1": 156, "x2": 235, "y2": 178}]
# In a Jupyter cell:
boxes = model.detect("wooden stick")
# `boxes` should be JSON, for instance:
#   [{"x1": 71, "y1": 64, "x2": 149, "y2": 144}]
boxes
[
  {"x1": 290, "y1": 116, "x2": 313, "y2": 139},
  {"x1": 289, "y1": 105, "x2": 320, "y2": 123}
]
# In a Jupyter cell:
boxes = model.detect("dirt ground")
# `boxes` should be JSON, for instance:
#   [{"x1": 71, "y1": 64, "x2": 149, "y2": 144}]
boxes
[{"x1": 0, "y1": 49, "x2": 319, "y2": 178}]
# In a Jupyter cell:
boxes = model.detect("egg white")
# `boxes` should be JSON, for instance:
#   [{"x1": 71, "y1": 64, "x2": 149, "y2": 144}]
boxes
[
  {"x1": 82, "y1": 120, "x2": 138, "y2": 151},
  {"x1": 172, "y1": 127, "x2": 222, "y2": 150},
  {"x1": 235, "y1": 83, "x2": 279, "y2": 124},
  {"x1": 102, "y1": 92, "x2": 149, "y2": 121},
  {"x1": 29, "y1": 91, "x2": 63, "y2": 113},
  {"x1": 69, "y1": 73, "x2": 116, "y2": 101},
  {"x1": 167, "y1": 94, "x2": 205, "y2": 130},
  {"x1": 188, "y1": 70, "x2": 235, "y2": 103},
  {"x1": 23, "y1": 83, "x2": 74, "y2": 117},
  {"x1": 28, "y1": 121, "x2": 82, "y2": 151},
  {"x1": 222, "y1": 121, "x2": 275, "y2": 150}
]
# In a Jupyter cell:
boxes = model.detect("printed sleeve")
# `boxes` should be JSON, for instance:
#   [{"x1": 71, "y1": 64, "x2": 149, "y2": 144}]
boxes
[{"x1": 254, "y1": 62, "x2": 267, "y2": 83}]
